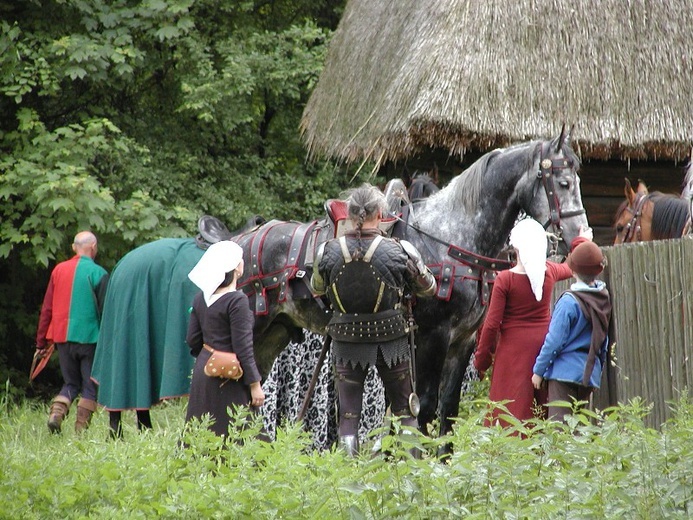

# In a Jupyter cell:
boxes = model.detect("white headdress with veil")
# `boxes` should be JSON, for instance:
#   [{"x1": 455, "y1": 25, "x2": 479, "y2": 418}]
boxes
[
  {"x1": 510, "y1": 218, "x2": 548, "y2": 301},
  {"x1": 188, "y1": 240, "x2": 244, "y2": 306}
]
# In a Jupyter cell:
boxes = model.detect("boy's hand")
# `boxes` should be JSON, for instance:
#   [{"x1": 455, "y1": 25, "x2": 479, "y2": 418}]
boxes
[{"x1": 531, "y1": 374, "x2": 543, "y2": 389}]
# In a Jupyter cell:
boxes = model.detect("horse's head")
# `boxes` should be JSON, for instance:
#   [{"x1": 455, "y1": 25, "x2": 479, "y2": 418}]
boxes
[
  {"x1": 408, "y1": 168, "x2": 440, "y2": 201},
  {"x1": 614, "y1": 179, "x2": 649, "y2": 244},
  {"x1": 523, "y1": 127, "x2": 589, "y2": 256},
  {"x1": 614, "y1": 179, "x2": 692, "y2": 243}
]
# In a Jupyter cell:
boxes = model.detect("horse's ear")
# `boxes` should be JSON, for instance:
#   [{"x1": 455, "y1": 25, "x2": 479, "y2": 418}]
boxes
[
  {"x1": 625, "y1": 178, "x2": 636, "y2": 206},
  {"x1": 565, "y1": 124, "x2": 575, "y2": 146},
  {"x1": 555, "y1": 123, "x2": 567, "y2": 153},
  {"x1": 636, "y1": 179, "x2": 649, "y2": 195}
]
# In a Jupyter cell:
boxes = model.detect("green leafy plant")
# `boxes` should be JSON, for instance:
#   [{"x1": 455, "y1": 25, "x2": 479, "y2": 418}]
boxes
[{"x1": 1, "y1": 386, "x2": 691, "y2": 519}]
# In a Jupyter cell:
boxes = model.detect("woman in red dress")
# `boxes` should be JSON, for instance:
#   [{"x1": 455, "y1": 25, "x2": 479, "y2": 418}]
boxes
[{"x1": 474, "y1": 218, "x2": 589, "y2": 426}]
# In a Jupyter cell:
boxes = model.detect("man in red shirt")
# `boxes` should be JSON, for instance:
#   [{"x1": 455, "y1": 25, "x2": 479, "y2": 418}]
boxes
[{"x1": 36, "y1": 231, "x2": 108, "y2": 433}]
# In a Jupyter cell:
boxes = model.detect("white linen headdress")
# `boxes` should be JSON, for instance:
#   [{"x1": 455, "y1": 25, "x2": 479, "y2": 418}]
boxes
[
  {"x1": 188, "y1": 240, "x2": 244, "y2": 306},
  {"x1": 509, "y1": 218, "x2": 548, "y2": 301}
]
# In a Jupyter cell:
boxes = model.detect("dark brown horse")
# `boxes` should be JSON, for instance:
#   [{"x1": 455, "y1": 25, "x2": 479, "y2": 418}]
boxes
[{"x1": 407, "y1": 166, "x2": 440, "y2": 202}]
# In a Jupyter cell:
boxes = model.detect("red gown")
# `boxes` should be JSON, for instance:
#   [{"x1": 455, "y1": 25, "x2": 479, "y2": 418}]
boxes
[{"x1": 474, "y1": 262, "x2": 573, "y2": 425}]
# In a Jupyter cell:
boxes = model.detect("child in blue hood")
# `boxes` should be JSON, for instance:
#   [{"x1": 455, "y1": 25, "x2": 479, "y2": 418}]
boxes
[{"x1": 531, "y1": 241, "x2": 612, "y2": 422}]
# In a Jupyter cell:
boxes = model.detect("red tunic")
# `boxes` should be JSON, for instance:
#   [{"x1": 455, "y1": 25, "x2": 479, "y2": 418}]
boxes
[
  {"x1": 474, "y1": 262, "x2": 573, "y2": 425},
  {"x1": 36, "y1": 255, "x2": 108, "y2": 348}
]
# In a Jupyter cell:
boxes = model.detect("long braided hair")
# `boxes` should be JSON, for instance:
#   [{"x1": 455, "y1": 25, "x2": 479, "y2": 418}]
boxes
[
  {"x1": 345, "y1": 183, "x2": 387, "y2": 258},
  {"x1": 346, "y1": 183, "x2": 387, "y2": 232}
]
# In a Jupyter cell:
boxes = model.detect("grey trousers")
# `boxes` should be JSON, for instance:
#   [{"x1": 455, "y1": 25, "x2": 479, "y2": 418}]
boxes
[{"x1": 56, "y1": 342, "x2": 97, "y2": 402}]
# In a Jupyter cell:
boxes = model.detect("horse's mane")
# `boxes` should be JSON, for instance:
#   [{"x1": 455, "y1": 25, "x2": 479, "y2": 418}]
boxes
[
  {"x1": 445, "y1": 152, "x2": 494, "y2": 213},
  {"x1": 683, "y1": 160, "x2": 693, "y2": 199},
  {"x1": 440, "y1": 139, "x2": 577, "y2": 214},
  {"x1": 648, "y1": 192, "x2": 691, "y2": 239}
]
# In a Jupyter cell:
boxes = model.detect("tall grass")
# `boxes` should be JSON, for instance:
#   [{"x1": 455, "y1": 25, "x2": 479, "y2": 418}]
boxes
[{"x1": 1, "y1": 383, "x2": 691, "y2": 519}]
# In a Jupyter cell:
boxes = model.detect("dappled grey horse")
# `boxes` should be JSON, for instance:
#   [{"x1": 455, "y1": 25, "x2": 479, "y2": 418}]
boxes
[{"x1": 230, "y1": 130, "x2": 589, "y2": 440}]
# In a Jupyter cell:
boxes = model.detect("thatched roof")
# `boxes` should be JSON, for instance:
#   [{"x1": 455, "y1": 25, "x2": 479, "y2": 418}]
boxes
[{"x1": 301, "y1": 0, "x2": 693, "y2": 165}]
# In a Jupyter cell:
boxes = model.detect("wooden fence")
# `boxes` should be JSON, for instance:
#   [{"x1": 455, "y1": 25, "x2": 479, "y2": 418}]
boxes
[{"x1": 554, "y1": 236, "x2": 693, "y2": 428}]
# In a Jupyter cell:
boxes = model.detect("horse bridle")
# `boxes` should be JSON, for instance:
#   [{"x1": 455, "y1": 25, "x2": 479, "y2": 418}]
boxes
[
  {"x1": 619, "y1": 191, "x2": 649, "y2": 243},
  {"x1": 535, "y1": 142, "x2": 586, "y2": 254}
]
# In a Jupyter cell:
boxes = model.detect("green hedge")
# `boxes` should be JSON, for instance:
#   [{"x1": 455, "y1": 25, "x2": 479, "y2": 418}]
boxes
[{"x1": 1, "y1": 388, "x2": 691, "y2": 519}]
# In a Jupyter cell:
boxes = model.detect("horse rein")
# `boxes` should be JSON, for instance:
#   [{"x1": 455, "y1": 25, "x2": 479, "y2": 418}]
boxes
[{"x1": 387, "y1": 206, "x2": 513, "y2": 271}]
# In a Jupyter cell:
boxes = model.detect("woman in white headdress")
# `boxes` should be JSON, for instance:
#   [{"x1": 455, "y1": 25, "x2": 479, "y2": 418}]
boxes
[
  {"x1": 184, "y1": 240, "x2": 264, "y2": 437},
  {"x1": 473, "y1": 219, "x2": 592, "y2": 427}
]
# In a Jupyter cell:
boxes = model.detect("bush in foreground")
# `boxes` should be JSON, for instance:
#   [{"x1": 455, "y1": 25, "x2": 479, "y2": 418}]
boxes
[{"x1": 1, "y1": 386, "x2": 691, "y2": 519}]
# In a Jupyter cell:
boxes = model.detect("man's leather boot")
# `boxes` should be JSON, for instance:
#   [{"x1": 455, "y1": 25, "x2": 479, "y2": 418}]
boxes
[
  {"x1": 339, "y1": 435, "x2": 360, "y2": 458},
  {"x1": 47, "y1": 395, "x2": 72, "y2": 434},
  {"x1": 75, "y1": 398, "x2": 97, "y2": 433}
]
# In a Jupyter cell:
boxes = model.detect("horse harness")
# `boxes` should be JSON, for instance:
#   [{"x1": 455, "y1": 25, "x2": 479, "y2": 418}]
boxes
[
  {"x1": 620, "y1": 191, "x2": 649, "y2": 243},
  {"x1": 392, "y1": 208, "x2": 512, "y2": 306},
  {"x1": 390, "y1": 143, "x2": 586, "y2": 306},
  {"x1": 235, "y1": 219, "x2": 325, "y2": 315}
]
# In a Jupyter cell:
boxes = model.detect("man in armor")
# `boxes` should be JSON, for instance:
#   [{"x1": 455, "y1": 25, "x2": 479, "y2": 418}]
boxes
[{"x1": 311, "y1": 183, "x2": 437, "y2": 457}]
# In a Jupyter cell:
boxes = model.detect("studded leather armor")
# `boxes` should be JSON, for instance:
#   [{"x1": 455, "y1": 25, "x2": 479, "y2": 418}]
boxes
[{"x1": 312, "y1": 229, "x2": 436, "y2": 344}]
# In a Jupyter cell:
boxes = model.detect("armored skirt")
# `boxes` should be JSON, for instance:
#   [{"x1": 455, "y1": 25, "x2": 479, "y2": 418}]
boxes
[
  {"x1": 332, "y1": 336, "x2": 410, "y2": 370},
  {"x1": 185, "y1": 290, "x2": 262, "y2": 437}
]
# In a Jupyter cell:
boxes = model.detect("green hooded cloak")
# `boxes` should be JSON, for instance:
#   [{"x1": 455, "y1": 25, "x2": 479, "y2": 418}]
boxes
[{"x1": 91, "y1": 238, "x2": 204, "y2": 410}]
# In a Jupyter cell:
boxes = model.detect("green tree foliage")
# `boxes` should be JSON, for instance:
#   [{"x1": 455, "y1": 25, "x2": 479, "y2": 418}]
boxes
[{"x1": 0, "y1": 0, "x2": 348, "y2": 388}]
